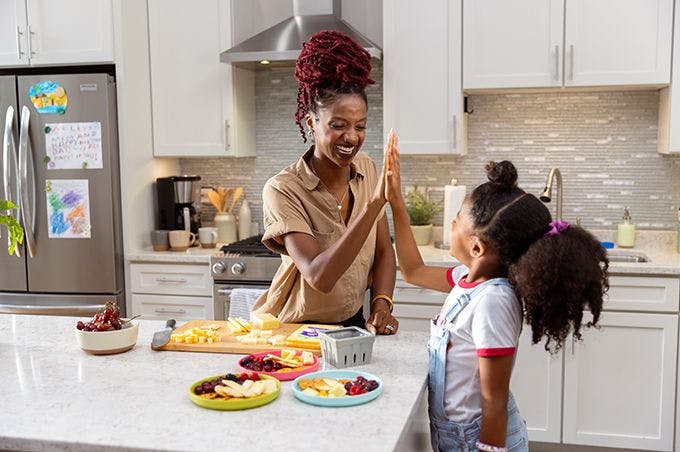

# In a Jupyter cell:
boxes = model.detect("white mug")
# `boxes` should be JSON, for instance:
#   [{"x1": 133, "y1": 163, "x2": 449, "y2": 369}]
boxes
[
  {"x1": 169, "y1": 230, "x2": 196, "y2": 251},
  {"x1": 198, "y1": 227, "x2": 218, "y2": 248}
]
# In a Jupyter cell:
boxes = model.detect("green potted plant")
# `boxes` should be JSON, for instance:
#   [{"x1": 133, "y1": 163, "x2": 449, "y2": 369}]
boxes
[
  {"x1": 0, "y1": 200, "x2": 24, "y2": 255},
  {"x1": 405, "y1": 186, "x2": 440, "y2": 246}
]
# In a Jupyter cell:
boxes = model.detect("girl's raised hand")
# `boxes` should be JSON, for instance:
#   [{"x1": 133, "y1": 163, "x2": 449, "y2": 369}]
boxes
[
  {"x1": 372, "y1": 128, "x2": 397, "y2": 204},
  {"x1": 384, "y1": 129, "x2": 401, "y2": 204}
]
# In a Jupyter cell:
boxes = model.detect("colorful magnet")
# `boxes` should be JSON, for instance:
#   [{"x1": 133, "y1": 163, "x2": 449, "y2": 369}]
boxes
[{"x1": 28, "y1": 81, "x2": 68, "y2": 115}]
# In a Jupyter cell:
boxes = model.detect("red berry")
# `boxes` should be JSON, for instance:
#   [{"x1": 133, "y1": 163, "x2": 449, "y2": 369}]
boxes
[{"x1": 349, "y1": 385, "x2": 362, "y2": 396}]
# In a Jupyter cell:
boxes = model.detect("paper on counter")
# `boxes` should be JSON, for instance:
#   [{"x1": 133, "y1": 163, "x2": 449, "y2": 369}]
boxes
[{"x1": 442, "y1": 184, "x2": 466, "y2": 246}]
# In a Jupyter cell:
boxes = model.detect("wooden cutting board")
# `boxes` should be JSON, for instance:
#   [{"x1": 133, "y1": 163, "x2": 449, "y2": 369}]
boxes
[{"x1": 154, "y1": 320, "x2": 333, "y2": 355}]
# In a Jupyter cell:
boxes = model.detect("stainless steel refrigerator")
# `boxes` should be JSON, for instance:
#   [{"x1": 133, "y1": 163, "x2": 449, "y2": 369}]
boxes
[{"x1": 0, "y1": 73, "x2": 124, "y2": 316}]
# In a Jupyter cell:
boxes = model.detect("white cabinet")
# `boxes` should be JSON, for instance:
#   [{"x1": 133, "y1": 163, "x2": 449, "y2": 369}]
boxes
[
  {"x1": 383, "y1": 0, "x2": 465, "y2": 155},
  {"x1": 512, "y1": 275, "x2": 679, "y2": 451},
  {"x1": 563, "y1": 311, "x2": 677, "y2": 451},
  {"x1": 0, "y1": 0, "x2": 114, "y2": 67},
  {"x1": 464, "y1": 0, "x2": 673, "y2": 90},
  {"x1": 659, "y1": 0, "x2": 680, "y2": 154},
  {"x1": 147, "y1": 0, "x2": 255, "y2": 157},
  {"x1": 129, "y1": 262, "x2": 216, "y2": 320},
  {"x1": 392, "y1": 278, "x2": 446, "y2": 332}
]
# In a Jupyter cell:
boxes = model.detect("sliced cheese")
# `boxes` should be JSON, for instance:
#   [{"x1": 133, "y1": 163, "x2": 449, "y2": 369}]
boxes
[{"x1": 252, "y1": 312, "x2": 280, "y2": 330}]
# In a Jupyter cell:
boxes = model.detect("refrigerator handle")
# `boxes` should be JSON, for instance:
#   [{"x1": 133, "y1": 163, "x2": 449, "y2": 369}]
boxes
[
  {"x1": 18, "y1": 106, "x2": 36, "y2": 257},
  {"x1": 0, "y1": 303, "x2": 104, "y2": 316},
  {"x1": 2, "y1": 106, "x2": 22, "y2": 257}
]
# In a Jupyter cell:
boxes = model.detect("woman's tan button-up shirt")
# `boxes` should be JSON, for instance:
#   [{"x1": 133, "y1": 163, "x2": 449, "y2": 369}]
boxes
[{"x1": 252, "y1": 147, "x2": 382, "y2": 324}]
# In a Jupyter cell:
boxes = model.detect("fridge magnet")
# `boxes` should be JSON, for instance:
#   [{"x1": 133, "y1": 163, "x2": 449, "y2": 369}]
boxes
[
  {"x1": 44, "y1": 122, "x2": 103, "y2": 169},
  {"x1": 28, "y1": 81, "x2": 68, "y2": 115},
  {"x1": 45, "y1": 179, "x2": 91, "y2": 238}
]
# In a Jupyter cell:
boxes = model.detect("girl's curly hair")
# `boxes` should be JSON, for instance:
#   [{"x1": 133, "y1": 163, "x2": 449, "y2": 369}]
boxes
[
  {"x1": 470, "y1": 161, "x2": 609, "y2": 352},
  {"x1": 294, "y1": 30, "x2": 374, "y2": 142}
]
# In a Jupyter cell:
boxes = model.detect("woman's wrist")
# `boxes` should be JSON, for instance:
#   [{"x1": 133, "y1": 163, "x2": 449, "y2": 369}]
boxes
[
  {"x1": 475, "y1": 441, "x2": 507, "y2": 452},
  {"x1": 371, "y1": 294, "x2": 393, "y2": 313}
]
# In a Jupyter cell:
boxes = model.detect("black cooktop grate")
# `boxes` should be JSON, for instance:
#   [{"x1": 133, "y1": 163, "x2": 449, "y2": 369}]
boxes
[{"x1": 220, "y1": 234, "x2": 279, "y2": 257}]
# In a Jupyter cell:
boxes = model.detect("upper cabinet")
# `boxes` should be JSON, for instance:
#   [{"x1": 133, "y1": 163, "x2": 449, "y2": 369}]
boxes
[
  {"x1": 464, "y1": 0, "x2": 673, "y2": 90},
  {"x1": 383, "y1": 0, "x2": 465, "y2": 155},
  {"x1": 0, "y1": 0, "x2": 114, "y2": 68},
  {"x1": 148, "y1": 0, "x2": 256, "y2": 157}
]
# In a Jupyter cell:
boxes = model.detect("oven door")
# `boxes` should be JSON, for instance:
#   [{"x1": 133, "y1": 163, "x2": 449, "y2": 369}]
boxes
[{"x1": 213, "y1": 282, "x2": 269, "y2": 320}]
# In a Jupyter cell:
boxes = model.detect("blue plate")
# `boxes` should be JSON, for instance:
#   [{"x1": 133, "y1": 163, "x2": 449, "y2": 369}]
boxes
[{"x1": 292, "y1": 370, "x2": 382, "y2": 407}]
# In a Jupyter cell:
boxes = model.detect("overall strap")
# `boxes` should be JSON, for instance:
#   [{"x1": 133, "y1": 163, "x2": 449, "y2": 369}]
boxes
[{"x1": 442, "y1": 277, "x2": 511, "y2": 323}]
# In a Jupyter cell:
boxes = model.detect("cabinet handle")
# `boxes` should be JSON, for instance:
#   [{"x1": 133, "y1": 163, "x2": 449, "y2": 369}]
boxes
[
  {"x1": 155, "y1": 276, "x2": 188, "y2": 284},
  {"x1": 569, "y1": 44, "x2": 574, "y2": 81},
  {"x1": 16, "y1": 27, "x2": 24, "y2": 58},
  {"x1": 27, "y1": 26, "x2": 35, "y2": 57},
  {"x1": 154, "y1": 308, "x2": 187, "y2": 314},
  {"x1": 553, "y1": 45, "x2": 559, "y2": 81},
  {"x1": 224, "y1": 120, "x2": 230, "y2": 150},
  {"x1": 451, "y1": 115, "x2": 457, "y2": 150}
]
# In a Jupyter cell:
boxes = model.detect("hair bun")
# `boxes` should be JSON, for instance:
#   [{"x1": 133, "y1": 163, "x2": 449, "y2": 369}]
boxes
[{"x1": 485, "y1": 160, "x2": 518, "y2": 188}]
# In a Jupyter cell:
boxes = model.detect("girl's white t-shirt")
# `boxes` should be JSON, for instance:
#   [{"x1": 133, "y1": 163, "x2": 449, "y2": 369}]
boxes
[{"x1": 440, "y1": 266, "x2": 522, "y2": 422}]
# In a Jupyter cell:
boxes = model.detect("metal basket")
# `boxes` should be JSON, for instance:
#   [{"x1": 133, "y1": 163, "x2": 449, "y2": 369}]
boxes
[{"x1": 318, "y1": 326, "x2": 375, "y2": 368}]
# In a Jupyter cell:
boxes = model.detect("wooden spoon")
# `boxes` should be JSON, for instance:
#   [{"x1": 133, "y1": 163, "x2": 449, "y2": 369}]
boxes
[
  {"x1": 228, "y1": 187, "x2": 243, "y2": 213},
  {"x1": 207, "y1": 190, "x2": 222, "y2": 211},
  {"x1": 222, "y1": 187, "x2": 234, "y2": 213}
]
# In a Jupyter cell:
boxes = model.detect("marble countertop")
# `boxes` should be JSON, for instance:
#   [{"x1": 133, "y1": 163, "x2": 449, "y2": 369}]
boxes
[
  {"x1": 126, "y1": 231, "x2": 680, "y2": 275},
  {"x1": 0, "y1": 315, "x2": 429, "y2": 452}
]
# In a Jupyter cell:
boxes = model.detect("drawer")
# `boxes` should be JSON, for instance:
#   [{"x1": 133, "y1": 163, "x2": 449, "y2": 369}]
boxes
[
  {"x1": 131, "y1": 294, "x2": 214, "y2": 320},
  {"x1": 393, "y1": 285, "x2": 447, "y2": 305},
  {"x1": 605, "y1": 275, "x2": 679, "y2": 312},
  {"x1": 130, "y1": 263, "x2": 211, "y2": 296},
  {"x1": 392, "y1": 303, "x2": 440, "y2": 332}
]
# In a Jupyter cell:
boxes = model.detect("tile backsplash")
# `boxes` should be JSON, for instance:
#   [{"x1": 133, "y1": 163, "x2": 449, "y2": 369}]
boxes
[{"x1": 181, "y1": 62, "x2": 680, "y2": 231}]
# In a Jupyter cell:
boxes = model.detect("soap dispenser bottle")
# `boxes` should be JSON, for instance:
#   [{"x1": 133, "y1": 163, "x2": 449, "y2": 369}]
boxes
[{"x1": 617, "y1": 207, "x2": 636, "y2": 248}]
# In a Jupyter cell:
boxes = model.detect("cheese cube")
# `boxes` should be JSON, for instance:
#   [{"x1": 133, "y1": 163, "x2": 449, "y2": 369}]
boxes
[{"x1": 252, "y1": 313, "x2": 280, "y2": 330}]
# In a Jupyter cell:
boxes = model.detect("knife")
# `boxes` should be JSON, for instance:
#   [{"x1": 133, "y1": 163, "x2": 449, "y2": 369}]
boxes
[{"x1": 151, "y1": 319, "x2": 176, "y2": 350}]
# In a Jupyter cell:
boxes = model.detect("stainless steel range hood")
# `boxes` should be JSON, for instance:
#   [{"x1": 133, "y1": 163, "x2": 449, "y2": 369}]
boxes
[{"x1": 220, "y1": 0, "x2": 381, "y2": 69}]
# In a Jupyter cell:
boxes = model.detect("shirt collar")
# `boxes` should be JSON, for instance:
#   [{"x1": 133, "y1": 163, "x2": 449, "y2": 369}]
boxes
[{"x1": 297, "y1": 146, "x2": 364, "y2": 190}]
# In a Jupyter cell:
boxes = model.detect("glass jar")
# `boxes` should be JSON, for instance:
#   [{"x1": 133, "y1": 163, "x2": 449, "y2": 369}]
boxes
[{"x1": 214, "y1": 212, "x2": 237, "y2": 244}]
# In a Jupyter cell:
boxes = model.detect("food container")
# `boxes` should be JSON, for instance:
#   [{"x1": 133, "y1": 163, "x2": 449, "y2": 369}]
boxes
[
  {"x1": 75, "y1": 320, "x2": 139, "y2": 355},
  {"x1": 318, "y1": 326, "x2": 375, "y2": 368}
]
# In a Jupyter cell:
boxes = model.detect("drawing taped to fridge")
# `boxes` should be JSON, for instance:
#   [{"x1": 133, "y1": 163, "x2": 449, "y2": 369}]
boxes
[
  {"x1": 45, "y1": 122, "x2": 103, "y2": 169},
  {"x1": 45, "y1": 179, "x2": 91, "y2": 238}
]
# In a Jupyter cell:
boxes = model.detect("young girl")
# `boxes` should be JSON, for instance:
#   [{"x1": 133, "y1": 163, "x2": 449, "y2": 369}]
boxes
[{"x1": 385, "y1": 149, "x2": 608, "y2": 451}]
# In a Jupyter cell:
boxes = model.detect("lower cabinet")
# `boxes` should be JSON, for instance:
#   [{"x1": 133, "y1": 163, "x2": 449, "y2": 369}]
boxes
[
  {"x1": 129, "y1": 262, "x2": 215, "y2": 320},
  {"x1": 512, "y1": 275, "x2": 680, "y2": 451}
]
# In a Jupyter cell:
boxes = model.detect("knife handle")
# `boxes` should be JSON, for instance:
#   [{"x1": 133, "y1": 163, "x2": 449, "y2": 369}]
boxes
[{"x1": 166, "y1": 319, "x2": 176, "y2": 329}]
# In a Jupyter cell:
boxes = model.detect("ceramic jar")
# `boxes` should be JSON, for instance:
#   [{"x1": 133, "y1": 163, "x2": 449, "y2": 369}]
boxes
[{"x1": 214, "y1": 212, "x2": 237, "y2": 244}]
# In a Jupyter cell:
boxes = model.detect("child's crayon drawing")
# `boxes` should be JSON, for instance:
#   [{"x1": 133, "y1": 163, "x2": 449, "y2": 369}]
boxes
[{"x1": 45, "y1": 179, "x2": 91, "y2": 238}]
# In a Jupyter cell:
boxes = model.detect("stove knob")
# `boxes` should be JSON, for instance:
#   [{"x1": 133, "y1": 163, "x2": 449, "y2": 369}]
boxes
[
  {"x1": 231, "y1": 262, "x2": 246, "y2": 275},
  {"x1": 212, "y1": 262, "x2": 227, "y2": 274}
]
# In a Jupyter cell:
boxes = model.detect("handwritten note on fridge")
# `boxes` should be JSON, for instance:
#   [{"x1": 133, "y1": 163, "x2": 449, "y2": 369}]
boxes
[
  {"x1": 45, "y1": 179, "x2": 91, "y2": 239},
  {"x1": 45, "y1": 122, "x2": 103, "y2": 169}
]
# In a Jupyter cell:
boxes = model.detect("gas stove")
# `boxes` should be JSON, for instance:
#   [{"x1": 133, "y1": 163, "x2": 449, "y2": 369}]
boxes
[{"x1": 210, "y1": 235, "x2": 282, "y2": 283}]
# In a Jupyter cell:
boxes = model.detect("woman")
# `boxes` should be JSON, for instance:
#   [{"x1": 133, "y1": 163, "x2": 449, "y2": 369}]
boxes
[{"x1": 251, "y1": 30, "x2": 399, "y2": 335}]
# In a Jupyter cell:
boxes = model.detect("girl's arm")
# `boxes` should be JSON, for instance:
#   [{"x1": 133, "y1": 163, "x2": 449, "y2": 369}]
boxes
[
  {"x1": 385, "y1": 133, "x2": 452, "y2": 293},
  {"x1": 282, "y1": 132, "x2": 396, "y2": 294},
  {"x1": 478, "y1": 355, "x2": 514, "y2": 447}
]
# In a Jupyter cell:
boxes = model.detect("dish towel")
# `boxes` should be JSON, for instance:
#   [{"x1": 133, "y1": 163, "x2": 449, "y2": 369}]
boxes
[{"x1": 228, "y1": 288, "x2": 266, "y2": 320}]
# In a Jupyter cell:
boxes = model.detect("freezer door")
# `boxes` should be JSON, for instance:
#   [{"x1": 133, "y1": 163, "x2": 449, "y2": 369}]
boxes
[
  {"x1": 0, "y1": 75, "x2": 28, "y2": 291},
  {"x1": 16, "y1": 74, "x2": 123, "y2": 294}
]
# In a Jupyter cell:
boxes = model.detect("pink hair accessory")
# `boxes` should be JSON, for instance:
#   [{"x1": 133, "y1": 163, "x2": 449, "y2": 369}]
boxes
[{"x1": 545, "y1": 220, "x2": 570, "y2": 237}]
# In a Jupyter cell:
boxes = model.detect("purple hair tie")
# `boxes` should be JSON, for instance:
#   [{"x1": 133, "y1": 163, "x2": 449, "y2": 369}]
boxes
[{"x1": 545, "y1": 220, "x2": 570, "y2": 237}]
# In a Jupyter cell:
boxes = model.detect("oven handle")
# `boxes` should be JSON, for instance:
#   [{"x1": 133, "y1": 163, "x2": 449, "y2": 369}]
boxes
[{"x1": 217, "y1": 288, "x2": 232, "y2": 295}]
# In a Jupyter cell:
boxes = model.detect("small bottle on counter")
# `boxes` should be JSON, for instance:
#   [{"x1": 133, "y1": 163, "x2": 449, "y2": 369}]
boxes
[
  {"x1": 616, "y1": 206, "x2": 636, "y2": 248},
  {"x1": 238, "y1": 198, "x2": 252, "y2": 240}
]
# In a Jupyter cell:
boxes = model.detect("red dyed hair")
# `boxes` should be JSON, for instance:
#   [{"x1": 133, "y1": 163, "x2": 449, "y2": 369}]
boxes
[{"x1": 294, "y1": 30, "x2": 374, "y2": 142}]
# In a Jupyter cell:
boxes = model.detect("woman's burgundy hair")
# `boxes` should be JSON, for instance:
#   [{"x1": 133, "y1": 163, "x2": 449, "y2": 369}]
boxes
[
  {"x1": 468, "y1": 161, "x2": 609, "y2": 352},
  {"x1": 294, "y1": 30, "x2": 374, "y2": 142}
]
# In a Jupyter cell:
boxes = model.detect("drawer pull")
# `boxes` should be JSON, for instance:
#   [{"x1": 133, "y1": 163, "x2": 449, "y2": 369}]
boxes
[
  {"x1": 154, "y1": 308, "x2": 187, "y2": 314},
  {"x1": 155, "y1": 277, "x2": 188, "y2": 284}
]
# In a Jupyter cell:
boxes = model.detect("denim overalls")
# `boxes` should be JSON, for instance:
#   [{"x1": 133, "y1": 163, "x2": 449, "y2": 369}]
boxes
[{"x1": 428, "y1": 278, "x2": 529, "y2": 452}]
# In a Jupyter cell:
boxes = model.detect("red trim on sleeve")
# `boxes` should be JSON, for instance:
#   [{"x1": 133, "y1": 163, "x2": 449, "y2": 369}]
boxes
[
  {"x1": 476, "y1": 347, "x2": 516, "y2": 357},
  {"x1": 446, "y1": 267, "x2": 456, "y2": 287}
]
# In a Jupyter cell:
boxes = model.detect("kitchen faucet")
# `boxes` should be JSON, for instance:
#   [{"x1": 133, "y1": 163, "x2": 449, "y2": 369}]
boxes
[{"x1": 539, "y1": 167, "x2": 563, "y2": 221}]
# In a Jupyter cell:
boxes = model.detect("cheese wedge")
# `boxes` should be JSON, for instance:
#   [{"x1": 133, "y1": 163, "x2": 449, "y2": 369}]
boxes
[{"x1": 252, "y1": 312, "x2": 280, "y2": 330}]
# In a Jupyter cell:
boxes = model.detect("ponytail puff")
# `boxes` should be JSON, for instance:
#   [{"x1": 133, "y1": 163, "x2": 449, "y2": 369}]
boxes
[{"x1": 485, "y1": 161, "x2": 518, "y2": 189}]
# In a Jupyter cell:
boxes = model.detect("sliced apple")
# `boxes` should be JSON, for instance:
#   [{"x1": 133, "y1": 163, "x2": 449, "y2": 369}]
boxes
[{"x1": 302, "y1": 387, "x2": 319, "y2": 396}]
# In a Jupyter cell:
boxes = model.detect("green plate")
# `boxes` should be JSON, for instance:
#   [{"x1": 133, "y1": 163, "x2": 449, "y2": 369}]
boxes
[{"x1": 188, "y1": 374, "x2": 280, "y2": 411}]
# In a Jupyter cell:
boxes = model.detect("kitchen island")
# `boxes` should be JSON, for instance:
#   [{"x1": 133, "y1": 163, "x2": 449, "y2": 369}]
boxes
[{"x1": 0, "y1": 315, "x2": 429, "y2": 452}]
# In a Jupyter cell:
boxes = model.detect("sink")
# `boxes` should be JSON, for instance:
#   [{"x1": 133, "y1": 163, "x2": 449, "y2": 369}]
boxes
[{"x1": 606, "y1": 250, "x2": 650, "y2": 263}]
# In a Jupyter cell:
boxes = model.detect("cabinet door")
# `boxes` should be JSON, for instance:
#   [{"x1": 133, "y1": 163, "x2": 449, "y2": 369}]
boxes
[
  {"x1": 383, "y1": 0, "x2": 464, "y2": 154},
  {"x1": 25, "y1": 0, "x2": 113, "y2": 66},
  {"x1": 148, "y1": 0, "x2": 255, "y2": 157},
  {"x1": 563, "y1": 312, "x2": 677, "y2": 450},
  {"x1": 132, "y1": 294, "x2": 213, "y2": 320},
  {"x1": 564, "y1": 0, "x2": 672, "y2": 87},
  {"x1": 0, "y1": 0, "x2": 29, "y2": 67},
  {"x1": 463, "y1": 0, "x2": 564, "y2": 89},
  {"x1": 510, "y1": 328, "x2": 562, "y2": 443}
]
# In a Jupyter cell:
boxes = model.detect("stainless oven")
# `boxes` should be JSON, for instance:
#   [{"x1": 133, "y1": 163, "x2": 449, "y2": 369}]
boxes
[{"x1": 210, "y1": 235, "x2": 282, "y2": 320}]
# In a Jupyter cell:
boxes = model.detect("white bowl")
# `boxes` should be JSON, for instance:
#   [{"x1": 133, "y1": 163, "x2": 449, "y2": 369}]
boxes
[{"x1": 76, "y1": 320, "x2": 139, "y2": 355}]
